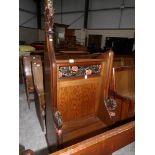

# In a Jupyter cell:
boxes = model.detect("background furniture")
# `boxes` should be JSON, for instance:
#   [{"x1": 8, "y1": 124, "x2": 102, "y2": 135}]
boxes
[
  {"x1": 104, "y1": 37, "x2": 134, "y2": 55},
  {"x1": 109, "y1": 66, "x2": 135, "y2": 121},
  {"x1": 22, "y1": 55, "x2": 42, "y2": 108},
  {"x1": 32, "y1": 56, "x2": 45, "y2": 131},
  {"x1": 23, "y1": 56, "x2": 35, "y2": 108}
]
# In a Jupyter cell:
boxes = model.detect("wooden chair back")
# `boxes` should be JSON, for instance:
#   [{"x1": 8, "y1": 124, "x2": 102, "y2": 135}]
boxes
[
  {"x1": 23, "y1": 56, "x2": 35, "y2": 108},
  {"x1": 23, "y1": 56, "x2": 34, "y2": 88},
  {"x1": 113, "y1": 56, "x2": 135, "y2": 67},
  {"x1": 23, "y1": 55, "x2": 42, "y2": 88},
  {"x1": 31, "y1": 57, "x2": 45, "y2": 131},
  {"x1": 112, "y1": 66, "x2": 135, "y2": 97},
  {"x1": 109, "y1": 66, "x2": 135, "y2": 121},
  {"x1": 44, "y1": 51, "x2": 114, "y2": 145},
  {"x1": 56, "y1": 51, "x2": 113, "y2": 123},
  {"x1": 44, "y1": 0, "x2": 135, "y2": 150},
  {"x1": 44, "y1": 0, "x2": 116, "y2": 146},
  {"x1": 32, "y1": 58, "x2": 44, "y2": 92},
  {"x1": 31, "y1": 57, "x2": 45, "y2": 110}
]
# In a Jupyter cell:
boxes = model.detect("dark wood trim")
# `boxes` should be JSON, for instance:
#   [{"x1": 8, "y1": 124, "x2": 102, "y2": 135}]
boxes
[
  {"x1": 111, "y1": 90, "x2": 132, "y2": 101},
  {"x1": 56, "y1": 59, "x2": 104, "y2": 65}
]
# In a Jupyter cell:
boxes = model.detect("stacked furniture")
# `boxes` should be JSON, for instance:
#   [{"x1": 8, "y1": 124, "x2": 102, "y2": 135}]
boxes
[
  {"x1": 31, "y1": 56, "x2": 45, "y2": 131},
  {"x1": 23, "y1": 56, "x2": 35, "y2": 107},
  {"x1": 22, "y1": 55, "x2": 45, "y2": 131}
]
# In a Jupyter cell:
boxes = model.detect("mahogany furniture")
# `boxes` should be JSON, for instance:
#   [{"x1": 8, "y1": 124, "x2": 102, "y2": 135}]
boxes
[
  {"x1": 21, "y1": 121, "x2": 135, "y2": 155},
  {"x1": 109, "y1": 66, "x2": 135, "y2": 121},
  {"x1": 44, "y1": 0, "x2": 135, "y2": 152},
  {"x1": 53, "y1": 23, "x2": 87, "y2": 52},
  {"x1": 31, "y1": 57, "x2": 45, "y2": 131},
  {"x1": 45, "y1": 50, "x2": 115, "y2": 146},
  {"x1": 23, "y1": 56, "x2": 35, "y2": 108},
  {"x1": 56, "y1": 52, "x2": 114, "y2": 144},
  {"x1": 113, "y1": 55, "x2": 135, "y2": 67},
  {"x1": 23, "y1": 55, "x2": 42, "y2": 108},
  {"x1": 96, "y1": 54, "x2": 134, "y2": 67},
  {"x1": 50, "y1": 121, "x2": 135, "y2": 155}
]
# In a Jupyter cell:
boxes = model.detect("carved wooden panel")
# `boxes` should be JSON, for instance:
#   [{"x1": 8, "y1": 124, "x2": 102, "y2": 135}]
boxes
[{"x1": 58, "y1": 65, "x2": 101, "y2": 78}]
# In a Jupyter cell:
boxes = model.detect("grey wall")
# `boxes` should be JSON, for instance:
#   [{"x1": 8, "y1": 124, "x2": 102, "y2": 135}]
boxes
[
  {"x1": 53, "y1": 0, "x2": 135, "y2": 29},
  {"x1": 53, "y1": 0, "x2": 85, "y2": 28},
  {"x1": 19, "y1": 27, "x2": 39, "y2": 43},
  {"x1": 19, "y1": 0, "x2": 135, "y2": 29},
  {"x1": 19, "y1": 0, "x2": 135, "y2": 44},
  {"x1": 19, "y1": 0, "x2": 38, "y2": 28}
]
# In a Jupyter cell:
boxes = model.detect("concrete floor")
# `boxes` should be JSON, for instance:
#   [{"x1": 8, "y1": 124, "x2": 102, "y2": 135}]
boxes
[
  {"x1": 19, "y1": 84, "x2": 49, "y2": 155},
  {"x1": 19, "y1": 84, "x2": 135, "y2": 155}
]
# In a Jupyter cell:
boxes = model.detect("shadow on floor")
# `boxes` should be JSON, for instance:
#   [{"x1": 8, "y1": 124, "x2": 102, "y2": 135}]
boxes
[{"x1": 35, "y1": 147, "x2": 49, "y2": 155}]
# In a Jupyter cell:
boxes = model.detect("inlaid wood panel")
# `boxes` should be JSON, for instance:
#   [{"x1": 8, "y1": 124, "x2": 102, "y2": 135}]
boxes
[{"x1": 57, "y1": 77, "x2": 101, "y2": 122}]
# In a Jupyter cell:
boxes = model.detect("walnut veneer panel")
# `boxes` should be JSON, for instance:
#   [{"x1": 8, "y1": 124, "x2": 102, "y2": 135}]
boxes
[{"x1": 57, "y1": 77, "x2": 101, "y2": 122}]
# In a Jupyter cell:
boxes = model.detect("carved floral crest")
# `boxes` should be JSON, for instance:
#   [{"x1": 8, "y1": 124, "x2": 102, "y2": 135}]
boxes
[
  {"x1": 44, "y1": 0, "x2": 54, "y2": 34},
  {"x1": 59, "y1": 65, "x2": 102, "y2": 78}
]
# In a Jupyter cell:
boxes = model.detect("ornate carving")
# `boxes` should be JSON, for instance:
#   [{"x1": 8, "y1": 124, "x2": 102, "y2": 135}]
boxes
[
  {"x1": 105, "y1": 98, "x2": 117, "y2": 111},
  {"x1": 59, "y1": 65, "x2": 101, "y2": 78},
  {"x1": 53, "y1": 111, "x2": 63, "y2": 144},
  {"x1": 44, "y1": 0, "x2": 54, "y2": 37},
  {"x1": 54, "y1": 111, "x2": 62, "y2": 129}
]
